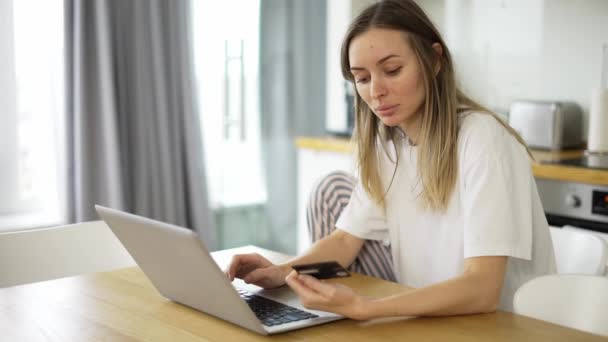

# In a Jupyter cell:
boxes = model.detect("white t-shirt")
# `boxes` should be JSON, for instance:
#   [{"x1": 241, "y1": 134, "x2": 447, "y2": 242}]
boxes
[{"x1": 335, "y1": 112, "x2": 556, "y2": 312}]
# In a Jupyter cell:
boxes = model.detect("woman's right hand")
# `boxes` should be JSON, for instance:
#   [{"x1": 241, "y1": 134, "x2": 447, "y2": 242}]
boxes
[{"x1": 224, "y1": 253, "x2": 291, "y2": 289}]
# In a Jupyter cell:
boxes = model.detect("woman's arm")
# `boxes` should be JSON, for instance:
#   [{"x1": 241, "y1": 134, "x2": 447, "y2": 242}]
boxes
[
  {"x1": 278, "y1": 229, "x2": 365, "y2": 275},
  {"x1": 227, "y1": 229, "x2": 365, "y2": 288},
  {"x1": 286, "y1": 255, "x2": 507, "y2": 319},
  {"x1": 363, "y1": 256, "x2": 507, "y2": 317}
]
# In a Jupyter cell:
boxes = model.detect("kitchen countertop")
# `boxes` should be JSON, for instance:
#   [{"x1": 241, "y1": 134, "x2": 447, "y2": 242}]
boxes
[{"x1": 296, "y1": 136, "x2": 608, "y2": 186}]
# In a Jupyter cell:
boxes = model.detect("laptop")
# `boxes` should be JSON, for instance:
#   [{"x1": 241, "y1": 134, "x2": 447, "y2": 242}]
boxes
[{"x1": 95, "y1": 205, "x2": 343, "y2": 335}]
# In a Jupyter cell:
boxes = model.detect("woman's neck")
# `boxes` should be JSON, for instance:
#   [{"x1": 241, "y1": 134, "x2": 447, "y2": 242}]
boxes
[{"x1": 399, "y1": 114, "x2": 422, "y2": 146}]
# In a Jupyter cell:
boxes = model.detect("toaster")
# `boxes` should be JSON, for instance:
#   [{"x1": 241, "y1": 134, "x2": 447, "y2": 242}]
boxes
[{"x1": 508, "y1": 100, "x2": 583, "y2": 150}]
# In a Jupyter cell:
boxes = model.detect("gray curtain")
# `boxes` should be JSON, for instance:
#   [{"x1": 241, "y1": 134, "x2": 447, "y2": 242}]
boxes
[
  {"x1": 65, "y1": 0, "x2": 217, "y2": 249},
  {"x1": 260, "y1": 0, "x2": 327, "y2": 253}
]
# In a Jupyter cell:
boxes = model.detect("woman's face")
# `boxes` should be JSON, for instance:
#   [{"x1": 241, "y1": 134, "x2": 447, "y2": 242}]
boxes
[{"x1": 349, "y1": 28, "x2": 426, "y2": 132}]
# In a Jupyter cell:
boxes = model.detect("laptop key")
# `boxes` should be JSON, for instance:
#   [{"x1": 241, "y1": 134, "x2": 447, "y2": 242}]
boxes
[
  {"x1": 277, "y1": 317, "x2": 291, "y2": 324},
  {"x1": 263, "y1": 320, "x2": 278, "y2": 326},
  {"x1": 291, "y1": 311, "x2": 315, "y2": 319}
]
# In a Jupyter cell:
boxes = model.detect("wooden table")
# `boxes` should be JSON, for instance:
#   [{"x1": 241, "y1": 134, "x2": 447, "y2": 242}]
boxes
[{"x1": 0, "y1": 246, "x2": 603, "y2": 341}]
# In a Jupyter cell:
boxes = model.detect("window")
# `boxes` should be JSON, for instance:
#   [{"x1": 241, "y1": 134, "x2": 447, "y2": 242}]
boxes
[
  {"x1": 191, "y1": 0, "x2": 270, "y2": 248},
  {"x1": 0, "y1": 0, "x2": 66, "y2": 231},
  {"x1": 191, "y1": 0, "x2": 265, "y2": 209}
]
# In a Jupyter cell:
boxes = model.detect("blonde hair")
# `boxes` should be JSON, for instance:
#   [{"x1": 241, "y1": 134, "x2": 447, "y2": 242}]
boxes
[{"x1": 341, "y1": 0, "x2": 530, "y2": 211}]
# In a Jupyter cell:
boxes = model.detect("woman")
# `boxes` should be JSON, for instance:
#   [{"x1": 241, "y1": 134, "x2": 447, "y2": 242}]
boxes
[{"x1": 226, "y1": 0, "x2": 555, "y2": 319}]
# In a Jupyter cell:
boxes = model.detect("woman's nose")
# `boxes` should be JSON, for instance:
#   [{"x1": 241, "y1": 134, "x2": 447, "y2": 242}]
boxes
[{"x1": 370, "y1": 78, "x2": 387, "y2": 99}]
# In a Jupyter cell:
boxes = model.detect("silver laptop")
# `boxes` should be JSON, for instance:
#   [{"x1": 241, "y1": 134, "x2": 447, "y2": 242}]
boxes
[{"x1": 95, "y1": 205, "x2": 343, "y2": 335}]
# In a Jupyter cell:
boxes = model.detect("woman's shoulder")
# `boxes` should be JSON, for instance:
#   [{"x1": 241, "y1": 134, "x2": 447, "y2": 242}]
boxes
[
  {"x1": 457, "y1": 111, "x2": 512, "y2": 161},
  {"x1": 458, "y1": 111, "x2": 507, "y2": 138}
]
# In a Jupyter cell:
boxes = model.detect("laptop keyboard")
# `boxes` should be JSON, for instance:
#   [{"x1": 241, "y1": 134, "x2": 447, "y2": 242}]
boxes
[{"x1": 237, "y1": 289, "x2": 319, "y2": 326}]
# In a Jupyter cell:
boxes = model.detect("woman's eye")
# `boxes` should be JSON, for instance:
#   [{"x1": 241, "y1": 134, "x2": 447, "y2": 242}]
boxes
[
  {"x1": 355, "y1": 77, "x2": 369, "y2": 84},
  {"x1": 387, "y1": 67, "x2": 402, "y2": 75}
]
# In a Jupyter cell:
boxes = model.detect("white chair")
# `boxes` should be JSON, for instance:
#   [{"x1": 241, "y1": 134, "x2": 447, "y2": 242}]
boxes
[
  {"x1": 549, "y1": 226, "x2": 608, "y2": 275},
  {"x1": 0, "y1": 221, "x2": 135, "y2": 287},
  {"x1": 513, "y1": 274, "x2": 608, "y2": 336}
]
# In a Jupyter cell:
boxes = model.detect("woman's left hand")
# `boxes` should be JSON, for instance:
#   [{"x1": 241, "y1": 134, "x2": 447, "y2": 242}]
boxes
[{"x1": 285, "y1": 270, "x2": 370, "y2": 320}]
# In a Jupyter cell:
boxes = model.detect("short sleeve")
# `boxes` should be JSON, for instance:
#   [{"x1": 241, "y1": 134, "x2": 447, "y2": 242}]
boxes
[
  {"x1": 461, "y1": 116, "x2": 533, "y2": 260},
  {"x1": 335, "y1": 177, "x2": 389, "y2": 242}
]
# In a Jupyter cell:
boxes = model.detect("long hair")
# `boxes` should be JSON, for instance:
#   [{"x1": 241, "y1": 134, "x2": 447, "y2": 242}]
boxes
[{"x1": 340, "y1": 0, "x2": 530, "y2": 211}]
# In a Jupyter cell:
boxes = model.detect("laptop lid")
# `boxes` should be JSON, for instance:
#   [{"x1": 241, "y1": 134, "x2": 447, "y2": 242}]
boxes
[{"x1": 95, "y1": 205, "x2": 267, "y2": 335}]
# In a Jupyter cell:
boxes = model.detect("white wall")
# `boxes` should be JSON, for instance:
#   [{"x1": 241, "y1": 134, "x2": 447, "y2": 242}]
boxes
[{"x1": 419, "y1": 0, "x2": 608, "y2": 139}]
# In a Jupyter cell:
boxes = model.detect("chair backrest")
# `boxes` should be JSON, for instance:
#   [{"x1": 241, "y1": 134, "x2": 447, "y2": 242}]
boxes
[
  {"x1": 0, "y1": 221, "x2": 135, "y2": 287},
  {"x1": 549, "y1": 226, "x2": 608, "y2": 275},
  {"x1": 514, "y1": 274, "x2": 608, "y2": 336}
]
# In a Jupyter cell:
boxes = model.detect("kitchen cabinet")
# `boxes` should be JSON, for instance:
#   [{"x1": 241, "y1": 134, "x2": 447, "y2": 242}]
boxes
[{"x1": 296, "y1": 138, "x2": 355, "y2": 253}]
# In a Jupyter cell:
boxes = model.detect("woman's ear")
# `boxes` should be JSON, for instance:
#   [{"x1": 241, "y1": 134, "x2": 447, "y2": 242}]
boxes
[{"x1": 431, "y1": 43, "x2": 443, "y2": 76}]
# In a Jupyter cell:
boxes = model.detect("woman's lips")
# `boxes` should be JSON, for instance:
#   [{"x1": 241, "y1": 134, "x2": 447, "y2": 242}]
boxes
[{"x1": 375, "y1": 104, "x2": 399, "y2": 116}]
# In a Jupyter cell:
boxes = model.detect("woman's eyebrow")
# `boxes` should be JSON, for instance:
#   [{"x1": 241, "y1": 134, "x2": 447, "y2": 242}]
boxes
[
  {"x1": 376, "y1": 54, "x2": 400, "y2": 65},
  {"x1": 350, "y1": 54, "x2": 401, "y2": 71}
]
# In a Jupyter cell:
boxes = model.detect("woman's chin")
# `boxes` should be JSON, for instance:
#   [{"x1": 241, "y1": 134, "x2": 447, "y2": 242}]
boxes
[{"x1": 380, "y1": 117, "x2": 403, "y2": 127}]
